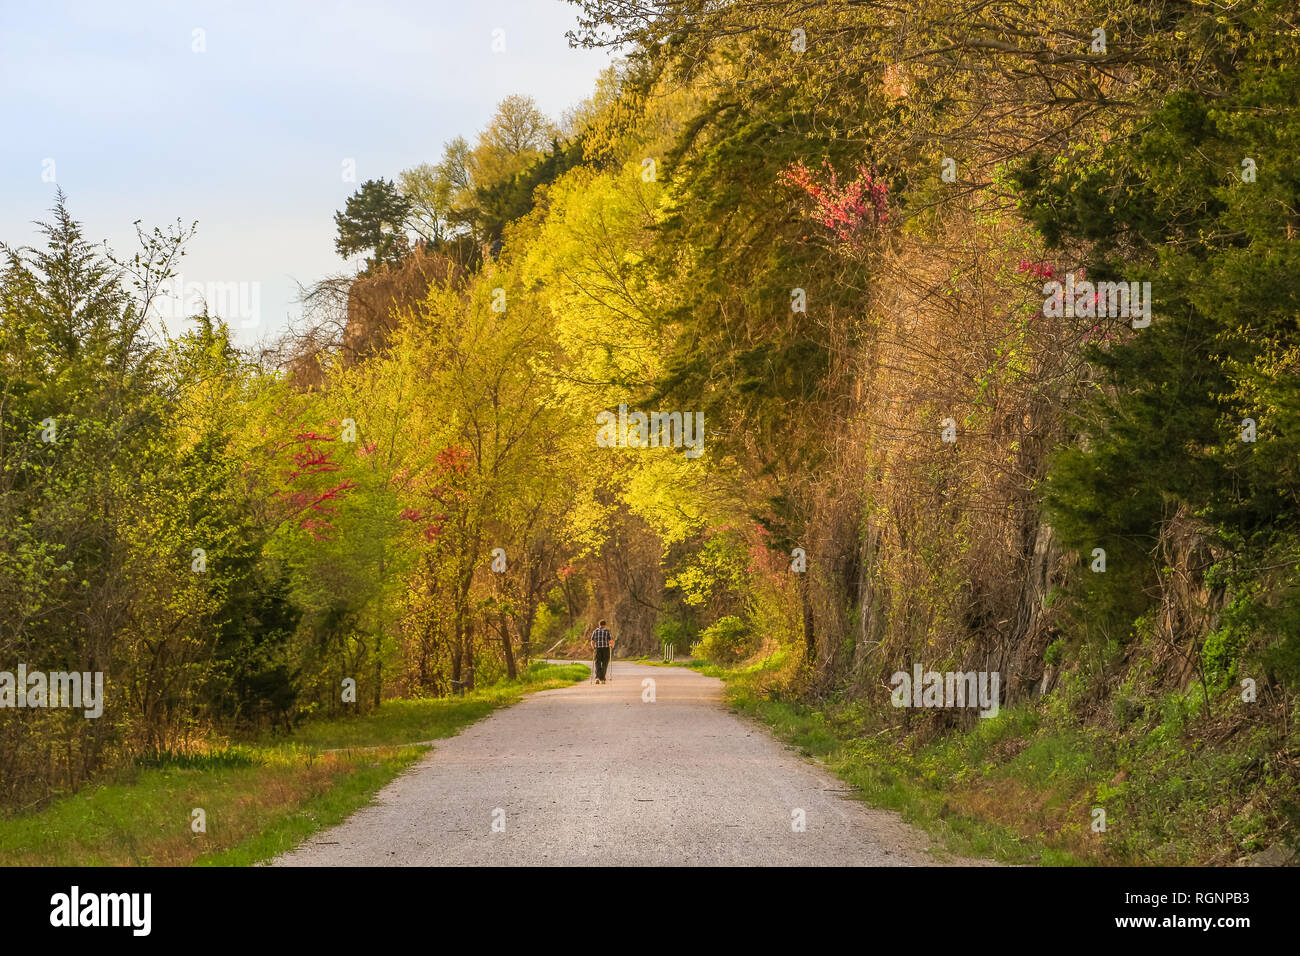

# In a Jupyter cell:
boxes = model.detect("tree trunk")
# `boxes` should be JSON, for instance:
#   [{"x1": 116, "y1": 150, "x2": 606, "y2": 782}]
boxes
[
  {"x1": 374, "y1": 629, "x2": 383, "y2": 709},
  {"x1": 800, "y1": 572, "x2": 816, "y2": 664},
  {"x1": 451, "y1": 636, "x2": 463, "y2": 693},
  {"x1": 499, "y1": 609, "x2": 517, "y2": 680},
  {"x1": 520, "y1": 599, "x2": 537, "y2": 665}
]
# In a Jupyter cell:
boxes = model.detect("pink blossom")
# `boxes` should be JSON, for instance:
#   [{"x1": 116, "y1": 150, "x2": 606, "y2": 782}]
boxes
[{"x1": 780, "y1": 160, "x2": 890, "y2": 248}]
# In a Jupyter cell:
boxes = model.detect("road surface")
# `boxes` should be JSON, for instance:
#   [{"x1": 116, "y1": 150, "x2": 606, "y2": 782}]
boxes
[{"x1": 274, "y1": 660, "x2": 973, "y2": 866}]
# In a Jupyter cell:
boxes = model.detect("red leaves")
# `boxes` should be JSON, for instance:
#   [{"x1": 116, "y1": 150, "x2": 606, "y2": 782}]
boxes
[
  {"x1": 392, "y1": 444, "x2": 473, "y2": 544},
  {"x1": 270, "y1": 429, "x2": 471, "y2": 544},
  {"x1": 1018, "y1": 260, "x2": 1056, "y2": 279},
  {"x1": 271, "y1": 427, "x2": 354, "y2": 540},
  {"x1": 293, "y1": 430, "x2": 335, "y2": 443},
  {"x1": 289, "y1": 447, "x2": 340, "y2": 478},
  {"x1": 314, "y1": 480, "x2": 355, "y2": 504},
  {"x1": 400, "y1": 507, "x2": 446, "y2": 541},
  {"x1": 435, "y1": 444, "x2": 471, "y2": 475},
  {"x1": 781, "y1": 160, "x2": 890, "y2": 248},
  {"x1": 272, "y1": 478, "x2": 357, "y2": 540}
]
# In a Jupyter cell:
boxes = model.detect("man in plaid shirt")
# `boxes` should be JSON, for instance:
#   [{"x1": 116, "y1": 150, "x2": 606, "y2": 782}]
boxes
[{"x1": 590, "y1": 620, "x2": 615, "y2": 683}]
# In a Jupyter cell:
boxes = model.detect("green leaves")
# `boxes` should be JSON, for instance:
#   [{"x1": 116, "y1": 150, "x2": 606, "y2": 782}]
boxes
[
  {"x1": 333, "y1": 178, "x2": 413, "y2": 271},
  {"x1": 1024, "y1": 6, "x2": 1300, "y2": 683}
]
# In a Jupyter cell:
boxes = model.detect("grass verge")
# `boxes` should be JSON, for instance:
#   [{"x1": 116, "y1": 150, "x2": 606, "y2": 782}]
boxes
[
  {"x1": 700, "y1": 656, "x2": 1296, "y2": 866},
  {"x1": 0, "y1": 661, "x2": 588, "y2": 866}
]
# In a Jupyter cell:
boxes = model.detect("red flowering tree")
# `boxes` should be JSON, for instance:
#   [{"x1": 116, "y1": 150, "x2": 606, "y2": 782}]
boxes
[
  {"x1": 268, "y1": 427, "x2": 357, "y2": 541},
  {"x1": 780, "y1": 159, "x2": 890, "y2": 249}
]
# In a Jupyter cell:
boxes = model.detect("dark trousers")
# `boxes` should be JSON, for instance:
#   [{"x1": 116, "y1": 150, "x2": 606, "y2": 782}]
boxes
[{"x1": 594, "y1": 646, "x2": 610, "y2": 680}]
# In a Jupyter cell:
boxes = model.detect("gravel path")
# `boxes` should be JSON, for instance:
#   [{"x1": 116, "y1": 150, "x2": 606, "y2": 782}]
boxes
[{"x1": 274, "y1": 660, "x2": 972, "y2": 866}]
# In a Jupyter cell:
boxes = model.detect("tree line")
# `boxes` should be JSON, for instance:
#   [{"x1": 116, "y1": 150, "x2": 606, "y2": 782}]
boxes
[{"x1": 2, "y1": 1, "x2": 1297, "y2": 840}]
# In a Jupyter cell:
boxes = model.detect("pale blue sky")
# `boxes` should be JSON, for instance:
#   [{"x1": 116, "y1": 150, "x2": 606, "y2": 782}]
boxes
[{"x1": 0, "y1": 0, "x2": 612, "y2": 345}]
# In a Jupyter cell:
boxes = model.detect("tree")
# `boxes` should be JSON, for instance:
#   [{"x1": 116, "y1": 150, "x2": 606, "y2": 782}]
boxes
[
  {"x1": 334, "y1": 179, "x2": 413, "y2": 271},
  {"x1": 399, "y1": 137, "x2": 476, "y2": 244},
  {"x1": 476, "y1": 136, "x2": 585, "y2": 249},
  {"x1": 469, "y1": 95, "x2": 557, "y2": 190},
  {"x1": 1026, "y1": 6, "x2": 1300, "y2": 688}
]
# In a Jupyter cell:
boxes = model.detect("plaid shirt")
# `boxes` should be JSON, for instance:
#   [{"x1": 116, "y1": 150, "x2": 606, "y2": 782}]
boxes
[{"x1": 591, "y1": 626, "x2": 612, "y2": 648}]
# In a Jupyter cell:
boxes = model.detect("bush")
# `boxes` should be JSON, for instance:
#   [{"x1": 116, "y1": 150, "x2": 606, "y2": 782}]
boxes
[
  {"x1": 691, "y1": 615, "x2": 754, "y2": 664},
  {"x1": 654, "y1": 614, "x2": 694, "y2": 656}
]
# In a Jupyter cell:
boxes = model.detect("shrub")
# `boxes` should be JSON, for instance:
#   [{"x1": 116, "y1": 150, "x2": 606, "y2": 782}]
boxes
[{"x1": 691, "y1": 615, "x2": 754, "y2": 664}]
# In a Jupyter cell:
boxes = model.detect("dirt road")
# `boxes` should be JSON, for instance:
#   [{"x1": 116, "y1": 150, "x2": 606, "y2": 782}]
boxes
[{"x1": 274, "y1": 661, "x2": 965, "y2": 866}]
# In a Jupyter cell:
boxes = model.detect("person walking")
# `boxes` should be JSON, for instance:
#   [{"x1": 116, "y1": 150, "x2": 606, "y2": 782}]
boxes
[{"x1": 590, "y1": 620, "x2": 614, "y2": 683}]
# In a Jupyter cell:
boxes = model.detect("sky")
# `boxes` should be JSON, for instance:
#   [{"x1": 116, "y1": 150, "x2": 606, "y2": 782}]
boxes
[{"x1": 0, "y1": 0, "x2": 613, "y2": 346}]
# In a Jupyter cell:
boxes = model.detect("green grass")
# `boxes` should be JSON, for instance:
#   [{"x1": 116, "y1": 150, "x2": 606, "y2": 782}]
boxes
[
  {"x1": 715, "y1": 670, "x2": 1086, "y2": 864},
  {"x1": 289, "y1": 662, "x2": 589, "y2": 749},
  {"x1": 195, "y1": 746, "x2": 425, "y2": 866},
  {"x1": 0, "y1": 661, "x2": 588, "y2": 866},
  {"x1": 635, "y1": 657, "x2": 711, "y2": 670},
  {"x1": 696, "y1": 654, "x2": 1297, "y2": 866}
]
